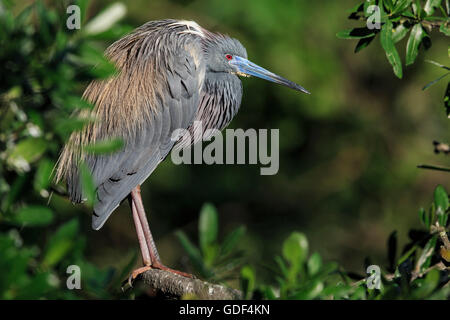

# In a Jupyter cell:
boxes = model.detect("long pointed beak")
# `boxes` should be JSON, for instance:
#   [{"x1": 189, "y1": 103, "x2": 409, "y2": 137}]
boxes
[{"x1": 230, "y1": 56, "x2": 310, "y2": 94}]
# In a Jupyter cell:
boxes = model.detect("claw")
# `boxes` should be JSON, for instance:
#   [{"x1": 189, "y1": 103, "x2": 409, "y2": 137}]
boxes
[
  {"x1": 151, "y1": 262, "x2": 194, "y2": 279},
  {"x1": 123, "y1": 264, "x2": 193, "y2": 291}
]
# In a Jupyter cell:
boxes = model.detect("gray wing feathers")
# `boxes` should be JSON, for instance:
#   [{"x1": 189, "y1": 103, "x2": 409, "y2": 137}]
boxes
[{"x1": 86, "y1": 22, "x2": 204, "y2": 229}]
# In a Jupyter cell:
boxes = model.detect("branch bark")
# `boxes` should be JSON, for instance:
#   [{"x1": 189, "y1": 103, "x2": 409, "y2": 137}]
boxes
[{"x1": 122, "y1": 269, "x2": 242, "y2": 300}]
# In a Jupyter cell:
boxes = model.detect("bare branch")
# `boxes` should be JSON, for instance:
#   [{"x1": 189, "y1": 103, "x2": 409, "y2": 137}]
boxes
[{"x1": 122, "y1": 269, "x2": 242, "y2": 300}]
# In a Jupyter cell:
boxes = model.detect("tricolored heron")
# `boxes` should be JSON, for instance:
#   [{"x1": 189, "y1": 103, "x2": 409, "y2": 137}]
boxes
[{"x1": 56, "y1": 19, "x2": 310, "y2": 281}]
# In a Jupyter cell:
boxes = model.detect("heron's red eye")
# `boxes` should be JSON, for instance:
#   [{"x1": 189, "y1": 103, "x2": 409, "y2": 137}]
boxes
[{"x1": 225, "y1": 54, "x2": 233, "y2": 60}]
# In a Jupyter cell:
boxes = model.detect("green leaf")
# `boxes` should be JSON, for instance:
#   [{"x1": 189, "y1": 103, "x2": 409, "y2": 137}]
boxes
[
  {"x1": 364, "y1": 0, "x2": 377, "y2": 18},
  {"x1": 54, "y1": 116, "x2": 94, "y2": 140},
  {"x1": 175, "y1": 231, "x2": 211, "y2": 278},
  {"x1": 15, "y1": 3, "x2": 34, "y2": 26},
  {"x1": 397, "y1": 244, "x2": 418, "y2": 265},
  {"x1": 350, "y1": 285, "x2": 367, "y2": 300},
  {"x1": 86, "y1": 24, "x2": 134, "y2": 41},
  {"x1": 84, "y1": 3, "x2": 127, "y2": 36},
  {"x1": 78, "y1": 44, "x2": 117, "y2": 79},
  {"x1": 198, "y1": 203, "x2": 218, "y2": 254},
  {"x1": 261, "y1": 285, "x2": 278, "y2": 299},
  {"x1": 417, "y1": 164, "x2": 450, "y2": 172},
  {"x1": 419, "y1": 207, "x2": 431, "y2": 228},
  {"x1": 413, "y1": 269, "x2": 440, "y2": 298},
  {"x1": 7, "y1": 138, "x2": 47, "y2": 171},
  {"x1": 392, "y1": 23, "x2": 410, "y2": 43},
  {"x1": 322, "y1": 283, "x2": 353, "y2": 299},
  {"x1": 282, "y1": 232, "x2": 308, "y2": 264},
  {"x1": 434, "y1": 185, "x2": 449, "y2": 226},
  {"x1": 79, "y1": 161, "x2": 96, "y2": 206},
  {"x1": 14, "y1": 206, "x2": 54, "y2": 226},
  {"x1": 274, "y1": 255, "x2": 289, "y2": 278},
  {"x1": 347, "y1": 2, "x2": 365, "y2": 14},
  {"x1": 380, "y1": 19, "x2": 403, "y2": 78},
  {"x1": 336, "y1": 28, "x2": 377, "y2": 39},
  {"x1": 440, "y1": 19, "x2": 450, "y2": 36},
  {"x1": 406, "y1": 24, "x2": 425, "y2": 65},
  {"x1": 75, "y1": 0, "x2": 90, "y2": 24},
  {"x1": 84, "y1": 138, "x2": 124, "y2": 155},
  {"x1": 240, "y1": 265, "x2": 255, "y2": 299},
  {"x1": 384, "y1": 0, "x2": 395, "y2": 11},
  {"x1": 354, "y1": 36, "x2": 376, "y2": 53},
  {"x1": 282, "y1": 232, "x2": 308, "y2": 281},
  {"x1": 422, "y1": 72, "x2": 450, "y2": 90},
  {"x1": 221, "y1": 225, "x2": 246, "y2": 256},
  {"x1": 387, "y1": 231, "x2": 397, "y2": 271},
  {"x1": 61, "y1": 95, "x2": 95, "y2": 111},
  {"x1": 292, "y1": 280, "x2": 324, "y2": 300},
  {"x1": 307, "y1": 252, "x2": 322, "y2": 276},
  {"x1": 425, "y1": 59, "x2": 450, "y2": 71},
  {"x1": 392, "y1": 0, "x2": 413, "y2": 15},
  {"x1": 416, "y1": 235, "x2": 438, "y2": 271},
  {"x1": 445, "y1": 81, "x2": 450, "y2": 117},
  {"x1": 424, "y1": 0, "x2": 443, "y2": 15},
  {"x1": 401, "y1": 10, "x2": 416, "y2": 18},
  {"x1": 42, "y1": 219, "x2": 79, "y2": 267},
  {"x1": 33, "y1": 158, "x2": 54, "y2": 192}
]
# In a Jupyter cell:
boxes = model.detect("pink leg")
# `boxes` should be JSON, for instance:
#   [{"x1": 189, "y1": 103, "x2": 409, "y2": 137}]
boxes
[
  {"x1": 131, "y1": 186, "x2": 160, "y2": 262},
  {"x1": 129, "y1": 185, "x2": 193, "y2": 281},
  {"x1": 131, "y1": 198, "x2": 151, "y2": 266}
]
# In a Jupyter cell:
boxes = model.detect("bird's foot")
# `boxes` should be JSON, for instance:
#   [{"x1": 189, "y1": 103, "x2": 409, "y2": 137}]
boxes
[
  {"x1": 127, "y1": 265, "x2": 153, "y2": 288},
  {"x1": 125, "y1": 263, "x2": 194, "y2": 289},
  {"x1": 151, "y1": 262, "x2": 195, "y2": 279}
]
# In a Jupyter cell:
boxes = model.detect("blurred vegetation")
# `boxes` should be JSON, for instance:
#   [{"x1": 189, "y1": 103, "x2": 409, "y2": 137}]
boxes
[
  {"x1": 240, "y1": 184, "x2": 450, "y2": 299},
  {"x1": 0, "y1": 0, "x2": 136, "y2": 299},
  {"x1": 0, "y1": 0, "x2": 449, "y2": 299}
]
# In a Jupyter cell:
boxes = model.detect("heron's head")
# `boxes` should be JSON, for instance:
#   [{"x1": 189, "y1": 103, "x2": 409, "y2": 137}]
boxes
[{"x1": 205, "y1": 35, "x2": 310, "y2": 94}]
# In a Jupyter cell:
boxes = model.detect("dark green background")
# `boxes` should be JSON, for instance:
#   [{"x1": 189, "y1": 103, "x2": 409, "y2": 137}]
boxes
[{"x1": 9, "y1": 0, "x2": 450, "y2": 286}]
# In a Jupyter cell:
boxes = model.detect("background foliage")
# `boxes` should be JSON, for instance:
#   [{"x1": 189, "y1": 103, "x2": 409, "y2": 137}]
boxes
[{"x1": 0, "y1": 0, "x2": 449, "y2": 299}]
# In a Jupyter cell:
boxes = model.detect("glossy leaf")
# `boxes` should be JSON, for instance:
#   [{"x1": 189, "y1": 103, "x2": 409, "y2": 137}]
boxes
[
  {"x1": 416, "y1": 235, "x2": 437, "y2": 271},
  {"x1": 198, "y1": 203, "x2": 219, "y2": 254},
  {"x1": 392, "y1": 23, "x2": 410, "y2": 43},
  {"x1": 307, "y1": 252, "x2": 322, "y2": 276},
  {"x1": 422, "y1": 72, "x2": 450, "y2": 90},
  {"x1": 42, "y1": 219, "x2": 79, "y2": 267},
  {"x1": 434, "y1": 185, "x2": 449, "y2": 226},
  {"x1": 79, "y1": 161, "x2": 96, "y2": 206},
  {"x1": 84, "y1": 138, "x2": 124, "y2": 155},
  {"x1": 7, "y1": 138, "x2": 47, "y2": 171},
  {"x1": 380, "y1": 19, "x2": 403, "y2": 78},
  {"x1": 336, "y1": 28, "x2": 377, "y2": 39},
  {"x1": 282, "y1": 232, "x2": 308, "y2": 281},
  {"x1": 392, "y1": 0, "x2": 413, "y2": 15},
  {"x1": 33, "y1": 158, "x2": 54, "y2": 192},
  {"x1": 424, "y1": 0, "x2": 442, "y2": 15},
  {"x1": 175, "y1": 231, "x2": 210, "y2": 277},
  {"x1": 14, "y1": 206, "x2": 54, "y2": 226},
  {"x1": 419, "y1": 207, "x2": 431, "y2": 228},
  {"x1": 406, "y1": 24, "x2": 425, "y2": 65},
  {"x1": 354, "y1": 36, "x2": 376, "y2": 53},
  {"x1": 240, "y1": 265, "x2": 255, "y2": 299},
  {"x1": 440, "y1": 19, "x2": 450, "y2": 36},
  {"x1": 221, "y1": 225, "x2": 246, "y2": 256}
]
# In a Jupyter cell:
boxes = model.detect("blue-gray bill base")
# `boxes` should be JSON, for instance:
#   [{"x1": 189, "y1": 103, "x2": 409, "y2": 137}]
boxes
[{"x1": 56, "y1": 19, "x2": 310, "y2": 282}]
